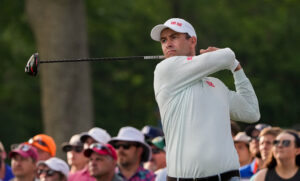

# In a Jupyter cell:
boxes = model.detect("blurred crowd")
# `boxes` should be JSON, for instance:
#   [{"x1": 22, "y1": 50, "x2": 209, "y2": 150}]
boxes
[{"x1": 0, "y1": 122, "x2": 299, "y2": 181}]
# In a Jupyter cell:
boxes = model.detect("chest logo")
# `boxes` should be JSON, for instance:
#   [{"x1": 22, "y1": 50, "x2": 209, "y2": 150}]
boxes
[
  {"x1": 187, "y1": 56, "x2": 193, "y2": 61},
  {"x1": 206, "y1": 80, "x2": 215, "y2": 87}
]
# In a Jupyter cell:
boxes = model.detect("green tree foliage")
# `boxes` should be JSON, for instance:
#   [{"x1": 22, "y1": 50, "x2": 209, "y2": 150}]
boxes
[{"x1": 0, "y1": 0, "x2": 299, "y2": 150}]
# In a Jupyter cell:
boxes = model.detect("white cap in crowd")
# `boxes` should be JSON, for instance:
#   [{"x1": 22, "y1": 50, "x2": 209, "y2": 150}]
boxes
[
  {"x1": 109, "y1": 126, "x2": 151, "y2": 162},
  {"x1": 38, "y1": 157, "x2": 69, "y2": 178},
  {"x1": 150, "y1": 18, "x2": 197, "y2": 41},
  {"x1": 80, "y1": 127, "x2": 111, "y2": 144},
  {"x1": 234, "y1": 132, "x2": 251, "y2": 143}
]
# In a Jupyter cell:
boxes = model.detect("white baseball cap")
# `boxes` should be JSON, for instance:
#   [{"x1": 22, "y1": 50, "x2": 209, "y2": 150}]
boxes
[
  {"x1": 109, "y1": 126, "x2": 151, "y2": 162},
  {"x1": 38, "y1": 157, "x2": 69, "y2": 178},
  {"x1": 80, "y1": 127, "x2": 111, "y2": 144},
  {"x1": 150, "y1": 18, "x2": 197, "y2": 41},
  {"x1": 234, "y1": 132, "x2": 251, "y2": 143}
]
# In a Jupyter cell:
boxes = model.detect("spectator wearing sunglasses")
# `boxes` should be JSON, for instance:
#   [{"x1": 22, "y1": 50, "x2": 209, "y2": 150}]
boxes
[
  {"x1": 27, "y1": 134, "x2": 56, "y2": 161},
  {"x1": 69, "y1": 128, "x2": 111, "y2": 181},
  {"x1": 144, "y1": 136, "x2": 166, "y2": 173},
  {"x1": 109, "y1": 127, "x2": 155, "y2": 181},
  {"x1": 61, "y1": 134, "x2": 88, "y2": 174},
  {"x1": 37, "y1": 157, "x2": 69, "y2": 181},
  {"x1": 9, "y1": 143, "x2": 39, "y2": 181},
  {"x1": 84, "y1": 143, "x2": 123, "y2": 181},
  {"x1": 80, "y1": 127, "x2": 111, "y2": 149},
  {"x1": 0, "y1": 141, "x2": 14, "y2": 181},
  {"x1": 253, "y1": 130, "x2": 300, "y2": 181}
]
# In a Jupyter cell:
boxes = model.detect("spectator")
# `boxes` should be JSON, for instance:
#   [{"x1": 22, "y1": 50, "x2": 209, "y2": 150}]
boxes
[
  {"x1": 234, "y1": 132, "x2": 252, "y2": 167},
  {"x1": 240, "y1": 124, "x2": 271, "y2": 179},
  {"x1": 109, "y1": 126, "x2": 155, "y2": 181},
  {"x1": 144, "y1": 136, "x2": 166, "y2": 173},
  {"x1": 84, "y1": 143, "x2": 123, "y2": 181},
  {"x1": 80, "y1": 128, "x2": 111, "y2": 149},
  {"x1": 27, "y1": 134, "x2": 56, "y2": 161},
  {"x1": 258, "y1": 127, "x2": 282, "y2": 165},
  {"x1": 9, "y1": 143, "x2": 38, "y2": 181},
  {"x1": 141, "y1": 126, "x2": 164, "y2": 142},
  {"x1": 231, "y1": 121, "x2": 241, "y2": 138},
  {"x1": 61, "y1": 134, "x2": 88, "y2": 174},
  {"x1": 0, "y1": 141, "x2": 14, "y2": 181},
  {"x1": 253, "y1": 130, "x2": 300, "y2": 181},
  {"x1": 37, "y1": 157, "x2": 69, "y2": 181},
  {"x1": 69, "y1": 127, "x2": 111, "y2": 181}
]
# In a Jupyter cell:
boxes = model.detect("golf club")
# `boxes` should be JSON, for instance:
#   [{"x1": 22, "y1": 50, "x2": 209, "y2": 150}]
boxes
[{"x1": 25, "y1": 53, "x2": 164, "y2": 76}]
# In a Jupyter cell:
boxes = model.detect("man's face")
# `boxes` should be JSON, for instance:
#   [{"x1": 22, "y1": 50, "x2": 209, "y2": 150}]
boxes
[
  {"x1": 66, "y1": 146, "x2": 88, "y2": 168},
  {"x1": 84, "y1": 137, "x2": 97, "y2": 149},
  {"x1": 149, "y1": 145, "x2": 166, "y2": 171},
  {"x1": 234, "y1": 142, "x2": 252, "y2": 166},
  {"x1": 38, "y1": 164, "x2": 65, "y2": 181},
  {"x1": 160, "y1": 28, "x2": 196, "y2": 58},
  {"x1": 11, "y1": 154, "x2": 36, "y2": 178},
  {"x1": 249, "y1": 130, "x2": 260, "y2": 157},
  {"x1": 259, "y1": 134, "x2": 276, "y2": 161},
  {"x1": 89, "y1": 152, "x2": 116, "y2": 178},
  {"x1": 36, "y1": 148, "x2": 52, "y2": 161},
  {"x1": 114, "y1": 141, "x2": 142, "y2": 168}
]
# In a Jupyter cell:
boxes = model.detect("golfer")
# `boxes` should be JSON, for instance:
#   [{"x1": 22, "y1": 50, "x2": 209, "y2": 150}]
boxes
[{"x1": 151, "y1": 18, "x2": 260, "y2": 181}]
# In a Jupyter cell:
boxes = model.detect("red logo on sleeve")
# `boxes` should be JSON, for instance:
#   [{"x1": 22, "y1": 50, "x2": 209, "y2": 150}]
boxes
[{"x1": 206, "y1": 81, "x2": 215, "y2": 87}]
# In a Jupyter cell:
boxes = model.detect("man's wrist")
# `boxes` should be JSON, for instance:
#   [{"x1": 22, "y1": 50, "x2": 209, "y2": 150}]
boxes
[{"x1": 234, "y1": 64, "x2": 242, "y2": 72}]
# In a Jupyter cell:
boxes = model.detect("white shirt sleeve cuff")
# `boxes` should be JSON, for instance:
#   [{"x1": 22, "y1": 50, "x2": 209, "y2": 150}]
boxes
[{"x1": 233, "y1": 69, "x2": 248, "y2": 84}]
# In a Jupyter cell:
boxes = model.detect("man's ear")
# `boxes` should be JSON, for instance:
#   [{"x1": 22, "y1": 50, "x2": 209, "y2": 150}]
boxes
[
  {"x1": 191, "y1": 37, "x2": 197, "y2": 45},
  {"x1": 296, "y1": 147, "x2": 300, "y2": 155}
]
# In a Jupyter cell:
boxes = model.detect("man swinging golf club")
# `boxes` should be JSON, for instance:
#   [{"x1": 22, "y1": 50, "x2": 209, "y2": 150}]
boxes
[{"x1": 151, "y1": 18, "x2": 260, "y2": 181}]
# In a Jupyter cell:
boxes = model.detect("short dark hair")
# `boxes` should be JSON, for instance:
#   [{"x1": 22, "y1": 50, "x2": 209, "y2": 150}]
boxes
[{"x1": 185, "y1": 33, "x2": 191, "y2": 39}]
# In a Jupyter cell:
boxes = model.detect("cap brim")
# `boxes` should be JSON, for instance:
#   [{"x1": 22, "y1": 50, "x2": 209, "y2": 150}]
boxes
[
  {"x1": 109, "y1": 138, "x2": 151, "y2": 162},
  {"x1": 9, "y1": 151, "x2": 29, "y2": 159},
  {"x1": 150, "y1": 25, "x2": 169, "y2": 41},
  {"x1": 83, "y1": 149, "x2": 94, "y2": 157}
]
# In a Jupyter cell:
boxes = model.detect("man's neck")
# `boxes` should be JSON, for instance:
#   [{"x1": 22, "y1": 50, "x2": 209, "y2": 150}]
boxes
[
  {"x1": 96, "y1": 171, "x2": 115, "y2": 181},
  {"x1": 14, "y1": 174, "x2": 36, "y2": 181},
  {"x1": 70, "y1": 164, "x2": 86, "y2": 173},
  {"x1": 119, "y1": 163, "x2": 140, "y2": 180}
]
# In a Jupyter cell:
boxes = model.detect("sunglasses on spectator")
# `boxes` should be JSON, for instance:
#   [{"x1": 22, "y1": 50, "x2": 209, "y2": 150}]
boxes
[
  {"x1": 11, "y1": 144, "x2": 32, "y2": 152},
  {"x1": 28, "y1": 138, "x2": 48, "y2": 147},
  {"x1": 152, "y1": 148, "x2": 162, "y2": 154},
  {"x1": 37, "y1": 169, "x2": 57, "y2": 177},
  {"x1": 63, "y1": 145, "x2": 83, "y2": 153},
  {"x1": 114, "y1": 143, "x2": 138, "y2": 150},
  {"x1": 90, "y1": 143, "x2": 112, "y2": 154},
  {"x1": 273, "y1": 140, "x2": 291, "y2": 147}
]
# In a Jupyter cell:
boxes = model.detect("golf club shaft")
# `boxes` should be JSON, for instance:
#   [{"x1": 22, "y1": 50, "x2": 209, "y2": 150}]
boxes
[{"x1": 40, "y1": 55, "x2": 165, "y2": 64}]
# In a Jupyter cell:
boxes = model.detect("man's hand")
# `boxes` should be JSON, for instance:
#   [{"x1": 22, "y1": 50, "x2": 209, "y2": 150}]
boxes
[{"x1": 199, "y1": 46, "x2": 220, "y2": 54}]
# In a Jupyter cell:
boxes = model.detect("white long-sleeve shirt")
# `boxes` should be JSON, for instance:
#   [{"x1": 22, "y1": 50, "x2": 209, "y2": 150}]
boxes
[{"x1": 153, "y1": 48, "x2": 260, "y2": 178}]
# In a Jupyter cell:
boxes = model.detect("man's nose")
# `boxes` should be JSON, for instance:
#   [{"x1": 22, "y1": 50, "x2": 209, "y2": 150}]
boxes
[{"x1": 165, "y1": 39, "x2": 173, "y2": 48}]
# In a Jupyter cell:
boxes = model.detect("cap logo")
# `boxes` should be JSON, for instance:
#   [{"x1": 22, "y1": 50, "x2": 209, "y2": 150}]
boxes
[{"x1": 170, "y1": 21, "x2": 182, "y2": 27}]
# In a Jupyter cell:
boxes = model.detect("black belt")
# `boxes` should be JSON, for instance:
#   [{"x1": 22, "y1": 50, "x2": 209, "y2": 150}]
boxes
[{"x1": 167, "y1": 170, "x2": 240, "y2": 181}]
